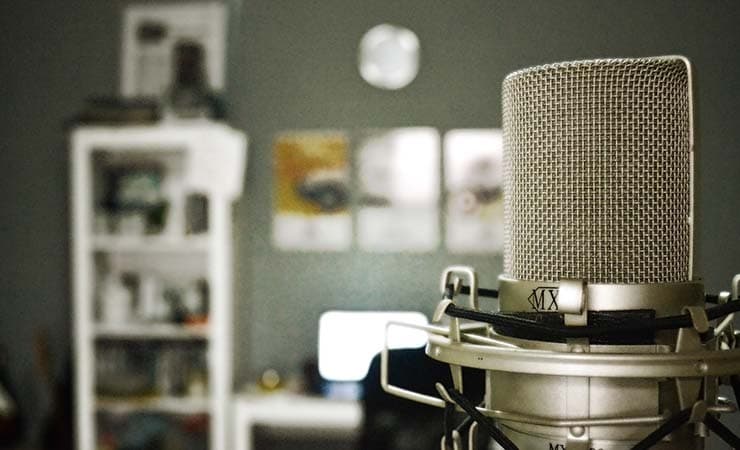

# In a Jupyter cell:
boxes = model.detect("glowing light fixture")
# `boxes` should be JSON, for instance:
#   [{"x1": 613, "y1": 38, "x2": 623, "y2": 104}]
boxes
[{"x1": 358, "y1": 24, "x2": 420, "y2": 90}]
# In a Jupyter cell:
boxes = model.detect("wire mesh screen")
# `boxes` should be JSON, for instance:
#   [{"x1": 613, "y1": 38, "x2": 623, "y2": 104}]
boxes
[{"x1": 502, "y1": 57, "x2": 692, "y2": 283}]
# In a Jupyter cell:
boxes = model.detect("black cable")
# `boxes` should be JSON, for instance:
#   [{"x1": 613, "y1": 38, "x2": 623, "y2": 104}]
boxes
[
  {"x1": 631, "y1": 408, "x2": 692, "y2": 450},
  {"x1": 445, "y1": 304, "x2": 678, "y2": 339},
  {"x1": 731, "y1": 375, "x2": 740, "y2": 413},
  {"x1": 455, "y1": 410, "x2": 476, "y2": 435},
  {"x1": 707, "y1": 301, "x2": 740, "y2": 320},
  {"x1": 446, "y1": 387, "x2": 519, "y2": 450},
  {"x1": 444, "y1": 300, "x2": 740, "y2": 340},
  {"x1": 458, "y1": 284, "x2": 499, "y2": 299},
  {"x1": 441, "y1": 402, "x2": 482, "y2": 448},
  {"x1": 443, "y1": 401, "x2": 455, "y2": 450},
  {"x1": 444, "y1": 284, "x2": 499, "y2": 301},
  {"x1": 704, "y1": 414, "x2": 740, "y2": 448}
]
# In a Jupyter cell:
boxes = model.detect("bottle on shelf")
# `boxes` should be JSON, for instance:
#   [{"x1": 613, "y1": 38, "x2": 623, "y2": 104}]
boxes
[
  {"x1": 165, "y1": 41, "x2": 216, "y2": 120},
  {"x1": 99, "y1": 272, "x2": 133, "y2": 325}
]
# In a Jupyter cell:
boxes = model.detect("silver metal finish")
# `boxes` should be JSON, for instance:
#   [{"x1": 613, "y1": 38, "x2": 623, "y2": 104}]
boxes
[
  {"x1": 382, "y1": 296, "x2": 740, "y2": 449},
  {"x1": 715, "y1": 292, "x2": 736, "y2": 344},
  {"x1": 684, "y1": 306, "x2": 710, "y2": 333},
  {"x1": 502, "y1": 56, "x2": 693, "y2": 284},
  {"x1": 467, "y1": 422, "x2": 478, "y2": 450},
  {"x1": 440, "y1": 266, "x2": 479, "y2": 310},
  {"x1": 565, "y1": 373, "x2": 590, "y2": 449},
  {"x1": 380, "y1": 55, "x2": 740, "y2": 450},
  {"x1": 440, "y1": 431, "x2": 462, "y2": 450},
  {"x1": 488, "y1": 371, "x2": 662, "y2": 441},
  {"x1": 439, "y1": 267, "x2": 479, "y2": 393},
  {"x1": 381, "y1": 319, "x2": 738, "y2": 416},
  {"x1": 557, "y1": 279, "x2": 586, "y2": 315},
  {"x1": 498, "y1": 276, "x2": 704, "y2": 315},
  {"x1": 560, "y1": 279, "x2": 587, "y2": 326},
  {"x1": 380, "y1": 321, "x2": 517, "y2": 410},
  {"x1": 427, "y1": 333, "x2": 740, "y2": 377},
  {"x1": 440, "y1": 381, "x2": 668, "y2": 429},
  {"x1": 494, "y1": 423, "x2": 701, "y2": 450}
]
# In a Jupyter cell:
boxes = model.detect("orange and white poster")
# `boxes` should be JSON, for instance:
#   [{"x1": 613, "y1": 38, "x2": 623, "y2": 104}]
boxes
[{"x1": 273, "y1": 132, "x2": 351, "y2": 251}]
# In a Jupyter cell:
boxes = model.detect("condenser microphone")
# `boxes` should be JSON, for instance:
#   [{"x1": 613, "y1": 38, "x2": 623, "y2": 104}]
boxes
[
  {"x1": 495, "y1": 56, "x2": 697, "y2": 449},
  {"x1": 502, "y1": 56, "x2": 692, "y2": 285},
  {"x1": 381, "y1": 56, "x2": 740, "y2": 450}
]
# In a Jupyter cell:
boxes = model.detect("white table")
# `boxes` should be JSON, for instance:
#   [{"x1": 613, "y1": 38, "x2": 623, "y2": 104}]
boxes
[{"x1": 233, "y1": 392, "x2": 363, "y2": 450}]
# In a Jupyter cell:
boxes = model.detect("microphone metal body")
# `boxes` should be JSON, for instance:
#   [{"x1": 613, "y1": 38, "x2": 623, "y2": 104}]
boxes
[
  {"x1": 381, "y1": 56, "x2": 740, "y2": 450},
  {"x1": 494, "y1": 56, "x2": 696, "y2": 449}
]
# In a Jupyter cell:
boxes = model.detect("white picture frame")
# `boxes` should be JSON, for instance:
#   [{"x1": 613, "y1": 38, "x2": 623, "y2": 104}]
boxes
[
  {"x1": 444, "y1": 129, "x2": 504, "y2": 253},
  {"x1": 356, "y1": 128, "x2": 440, "y2": 252},
  {"x1": 120, "y1": 2, "x2": 227, "y2": 98}
]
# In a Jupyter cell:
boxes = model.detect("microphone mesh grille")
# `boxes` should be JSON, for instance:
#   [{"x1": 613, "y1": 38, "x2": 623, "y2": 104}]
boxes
[{"x1": 502, "y1": 57, "x2": 691, "y2": 283}]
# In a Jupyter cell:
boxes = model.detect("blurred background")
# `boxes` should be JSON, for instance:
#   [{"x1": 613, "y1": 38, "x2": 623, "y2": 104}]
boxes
[{"x1": 1, "y1": 1, "x2": 740, "y2": 449}]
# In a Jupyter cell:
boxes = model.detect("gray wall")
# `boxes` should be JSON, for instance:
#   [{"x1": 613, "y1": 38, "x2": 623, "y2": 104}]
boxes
[
  {"x1": 0, "y1": 0, "x2": 120, "y2": 441},
  {"x1": 231, "y1": 0, "x2": 740, "y2": 379},
  {"x1": 2, "y1": 0, "x2": 740, "y2": 445}
]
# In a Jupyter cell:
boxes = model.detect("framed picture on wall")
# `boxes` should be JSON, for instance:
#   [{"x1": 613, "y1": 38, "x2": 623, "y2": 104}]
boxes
[
  {"x1": 272, "y1": 131, "x2": 352, "y2": 251},
  {"x1": 356, "y1": 128, "x2": 440, "y2": 252},
  {"x1": 120, "y1": 2, "x2": 227, "y2": 98},
  {"x1": 444, "y1": 129, "x2": 504, "y2": 253}
]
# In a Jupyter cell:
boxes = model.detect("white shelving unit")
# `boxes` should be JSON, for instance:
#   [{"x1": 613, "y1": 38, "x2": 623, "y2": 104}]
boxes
[{"x1": 70, "y1": 123, "x2": 246, "y2": 450}]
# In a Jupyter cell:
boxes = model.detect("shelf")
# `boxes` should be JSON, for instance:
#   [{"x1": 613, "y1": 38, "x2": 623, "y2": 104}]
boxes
[
  {"x1": 96, "y1": 396, "x2": 210, "y2": 415},
  {"x1": 94, "y1": 323, "x2": 210, "y2": 340},
  {"x1": 73, "y1": 124, "x2": 245, "y2": 450},
  {"x1": 92, "y1": 234, "x2": 210, "y2": 253}
]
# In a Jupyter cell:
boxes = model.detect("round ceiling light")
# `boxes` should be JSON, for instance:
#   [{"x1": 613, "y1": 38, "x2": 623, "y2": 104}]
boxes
[{"x1": 358, "y1": 24, "x2": 420, "y2": 90}]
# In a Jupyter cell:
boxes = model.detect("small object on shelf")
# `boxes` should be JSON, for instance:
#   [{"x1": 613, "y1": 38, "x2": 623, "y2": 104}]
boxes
[
  {"x1": 258, "y1": 369, "x2": 282, "y2": 392},
  {"x1": 103, "y1": 165, "x2": 169, "y2": 235},
  {"x1": 156, "y1": 348, "x2": 183, "y2": 397},
  {"x1": 165, "y1": 41, "x2": 224, "y2": 120},
  {"x1": 113, "y1": 169, "x2": 162, "y2": 207},
  {"x1": 185, "y1": 194, "x2": 209, "y2": 235},
  {"x1": 134, "y1": 20, "x2": 168, "y2": 97},
  {"x1": 74, "y1": 96, "x2": 161, "y2": 125},
  {"x1": 99, "y1": 272, "x2": 134, "y2": 325},
  {"x1": 95, "y1": 346, "x2": 151, "y2": 397},
  {"x1": 187, "y1": 352, "x2": 208, "y2": 398},
  {"x1": 183, "y1": 279, "x2": 209, "y2": 325},
  {"x1": 118, "y1": 211, "x2": 147, "y2": 236},
  {"x1": 164, "y1": 288, "x2": 186, "y2": 324},
  {"x1": 137, "y1": 274, "x2": 161, "y2": 322},
  {"x1": 162, "y1": 176, "x2": 185, "y2": 238}
]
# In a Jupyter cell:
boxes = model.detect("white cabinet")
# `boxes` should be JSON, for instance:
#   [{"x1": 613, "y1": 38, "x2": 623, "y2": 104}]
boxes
[{"x1": 70, "y1": 123, "x2": 246, "y2": 450}]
